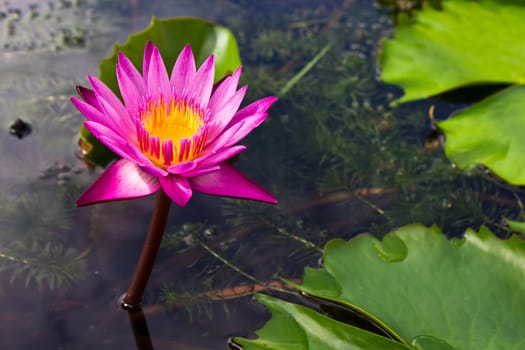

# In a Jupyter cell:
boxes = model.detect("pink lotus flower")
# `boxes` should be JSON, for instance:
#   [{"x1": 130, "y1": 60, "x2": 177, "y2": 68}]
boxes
[{"x1": 72, "y1": 41, "x2": 277, "y2": 206}]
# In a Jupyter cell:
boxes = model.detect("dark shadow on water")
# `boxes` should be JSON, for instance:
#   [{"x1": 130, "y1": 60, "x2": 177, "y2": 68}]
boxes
[
  {"x1": 437, "y1": 83, "x2": 511, "y2": 103},
  {"x1": 302, "y1": 293, "x2": 402, "y2": 343}
]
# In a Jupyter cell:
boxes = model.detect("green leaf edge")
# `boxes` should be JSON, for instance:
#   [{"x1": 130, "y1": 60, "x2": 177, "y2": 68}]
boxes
[
  {"x1": 99, "y1": 16, "x2": 242, "y2": 96},
  {"x1": 379, "y1": 1, "x2": 525, "y2": 104},
  {"x1": 283, "y1": 234, "x2": 411, "y2": 345},
  {"x1": 437, "y1": 85, "x2": 525, "y2": 185},
  {"x1": 233, "y1": 293, "x2": 414, "y2": 350},
  {"x1": 282, "y1": 224, "x2": 525, "y2": 349}
]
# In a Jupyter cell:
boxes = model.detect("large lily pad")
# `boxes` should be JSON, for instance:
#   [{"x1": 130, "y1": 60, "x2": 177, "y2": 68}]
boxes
[
  {"x1": 438, "y1": 85, "x2": 525, "y2": 184},
  {"x1": 236, "y1": 224, "x2": 525, "y2": 349},
  {"x1": 380, "y1": 1, "x2": 525, "y2": 103},
  {"x1": 78, "y1": 17, "x2": 242, "y2": 167}
]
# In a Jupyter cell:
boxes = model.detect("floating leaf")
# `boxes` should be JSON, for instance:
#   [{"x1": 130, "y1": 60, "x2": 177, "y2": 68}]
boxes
[
  {"x1": 380, "y1": 1, "x2": 525, "y2": 103},
  {"x1": 79, "y1": 16, "x2": 242, "y2": 167},
  {"x1": 438, "y1": 85, "x2": 525, "y2": 184},
  {"x1": 300, "y1": 225, "x2": 525, "y2": 349},
  {"x1": 411, "y1": 336, "x2": 456, "y2": 350},
  {"x1": 379, "y1": 1, "x2": 525, "y2": 184},
  {"x1": 233, "y1": 293, "x2": 412, "y2": 350},
  {"x1": 99, "y1": 16, "x2": 241, "y2": 96},
  {"x1": 236, "y1": 224, "x2": 525, "y2": 349}
]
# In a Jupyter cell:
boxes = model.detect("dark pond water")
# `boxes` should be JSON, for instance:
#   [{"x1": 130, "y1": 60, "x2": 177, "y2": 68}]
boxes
[{"x1": 0, "y1": 0, "x2": 521, "y2": 349}]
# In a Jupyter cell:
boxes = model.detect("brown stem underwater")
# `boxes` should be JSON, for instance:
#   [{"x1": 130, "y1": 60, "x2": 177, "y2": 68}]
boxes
[{"x1": 122, "y1": 190, "x2": 172, "y2": 309}]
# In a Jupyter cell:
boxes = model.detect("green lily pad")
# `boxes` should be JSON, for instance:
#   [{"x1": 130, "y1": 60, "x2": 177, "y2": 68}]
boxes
[
  {"x1": 99, "y1": 16, "x2": 241, "y2": 96},
  {"x1": 236, "y1": 224, "x2": 525, "y2": 349},
  {"x1": 299, "y1": 224, "x2": 525, "y2": 349},
  {"x1": 233, "y1": 293, "x2": 413, "y2": 350},
  {"x1": 411, "y1": 336, "x2": 456, "y2": 350},
  {"x1": 438, "y1": 85, "x2": 525, "y2": 185},
  {"x1": 380, "y1": 1, "x2": 525, "y2": 103},
  {"x1": 78, "y1": 16, "x2": 241, "y2": 167}
]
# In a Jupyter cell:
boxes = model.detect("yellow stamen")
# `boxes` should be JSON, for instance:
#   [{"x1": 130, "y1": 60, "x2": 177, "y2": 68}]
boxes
[
  {"x1": 143, "y1": 98, "x2": 202, "y2": 140},
  {"x1": 137, "y1": 97, "x2": 207, "y2": 168}
]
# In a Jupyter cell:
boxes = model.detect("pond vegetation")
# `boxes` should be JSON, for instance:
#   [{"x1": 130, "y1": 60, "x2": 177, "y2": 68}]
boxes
[{"x1": 0, "y1": 0, "x2": 523, "y2": 349}]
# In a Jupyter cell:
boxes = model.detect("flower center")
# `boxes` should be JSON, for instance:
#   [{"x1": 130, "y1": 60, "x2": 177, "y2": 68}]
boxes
[{"x1": 136, "y1": 96, "x2": 208, "y2": 168}]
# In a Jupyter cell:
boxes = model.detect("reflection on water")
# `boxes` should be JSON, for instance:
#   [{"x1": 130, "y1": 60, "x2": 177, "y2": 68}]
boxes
[
  {"x1": 0, "y1": 0, "x2": 521, "y2": 349},
  {"x1": 128, "y1": 308, "x2": 154, "y2": 350}
]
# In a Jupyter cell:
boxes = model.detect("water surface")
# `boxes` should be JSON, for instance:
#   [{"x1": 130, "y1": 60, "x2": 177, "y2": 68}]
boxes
[{"x1": 0, "y1": 1, "x2": 519, "y2": 349}]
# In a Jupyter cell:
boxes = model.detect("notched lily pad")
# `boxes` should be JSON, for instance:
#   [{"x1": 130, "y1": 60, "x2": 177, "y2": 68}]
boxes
[
  {"x1": 380, "y1": 0, "x2": 525, "y2": 185},
  {"x1": 373, "y1": 232, "x2": 407, "y2": 262},
  {"x1": 236, "y1": 224, "x2": 525, "y2": 349},
  {"x1": 286, "y1": 266, "x2": 341, "y2": 298},
  {"x1": 380, "y1": 1, "x2": 525, "y2": 103},
  {"x1": 438, "y1": 85, "x2": 525, "y2": 185}
]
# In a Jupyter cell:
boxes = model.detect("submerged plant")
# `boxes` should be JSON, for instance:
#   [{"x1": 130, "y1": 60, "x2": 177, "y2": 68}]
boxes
[
  {"x1": 0, "y1": 189, "x2": 87, "y2": 290},
  {"x1": 72, "y1": 40, "x2": 277, "y2": 307},
  {"x1": 0, "y1": 240, "x2": 86, "y2": 290}
]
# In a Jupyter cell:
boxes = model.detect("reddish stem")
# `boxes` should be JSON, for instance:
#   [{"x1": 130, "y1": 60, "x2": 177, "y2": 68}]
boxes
[{"x1": 122, "y1": 190, "x2": 171, "y2": 309}]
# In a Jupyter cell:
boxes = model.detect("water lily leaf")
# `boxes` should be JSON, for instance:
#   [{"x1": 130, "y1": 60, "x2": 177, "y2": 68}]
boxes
[
  {"x1": 438, "y1": 85, "x2": 525, "y2": 184},
  {"x1": 296, "y1": 224, "x2": 525, "y2": 349},
  {"x1": 232, "y1": 293, "x2": 412, "y2": 350},
  {"x1": 99, "y1": 16, "x2": 241, "y2": 96},
  {"x1": 79, "y1": 16, "x2": 241, "y2": 167},
  {"x1": 380, "y1": 1, "x2": 525, "y2": 103},
  {"x1": 411, "y1": 336, "x2": 456, "y2": 350},
  {"x1": 236, "y1": 224, "x2": 525, "y2": 349}
]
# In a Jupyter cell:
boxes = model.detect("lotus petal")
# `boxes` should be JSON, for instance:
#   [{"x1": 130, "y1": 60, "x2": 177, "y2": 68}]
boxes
[
  {"x1": 160, "y1": 175, "x2": 192, "y2": 206},
  {"x1": 117, "y1": 52, "x2": 147, "y2": 112},
  {"x1": 206, "y1": 85, "x2": 248, "y2": 141},
  {"x1": 197, "y1": 145, "x2": 246, "y2": 168},
  {"x1": 74, "y1": 41, "x2": 277, "y2": 207},
  {"x1": 189, "y1": 162, "x2": 277, "y2": 203},
  {"x1": 76, "y1": 159, "x2": 160, "y2": 206},
  {"x1": 144, "y1": 42, "x2": 171, "y2": 98},
  {"x1": 76, "y1": 86, "x2": 102, "y2": 111},
  {"x1": 170, "y1": 44, "x2": 196, "y2": 97},
  {"x1": 191, "y1": 55, "x2": 214, "y2": 107}
]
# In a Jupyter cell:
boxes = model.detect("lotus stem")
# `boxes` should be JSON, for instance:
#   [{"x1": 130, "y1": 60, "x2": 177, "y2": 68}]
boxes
[
  {"x1": 122, "y1": 190, "x2": 171, "y2": 309},
  {"x1": 128, "y1": 307, "x2": 154, "y2": 350}
]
